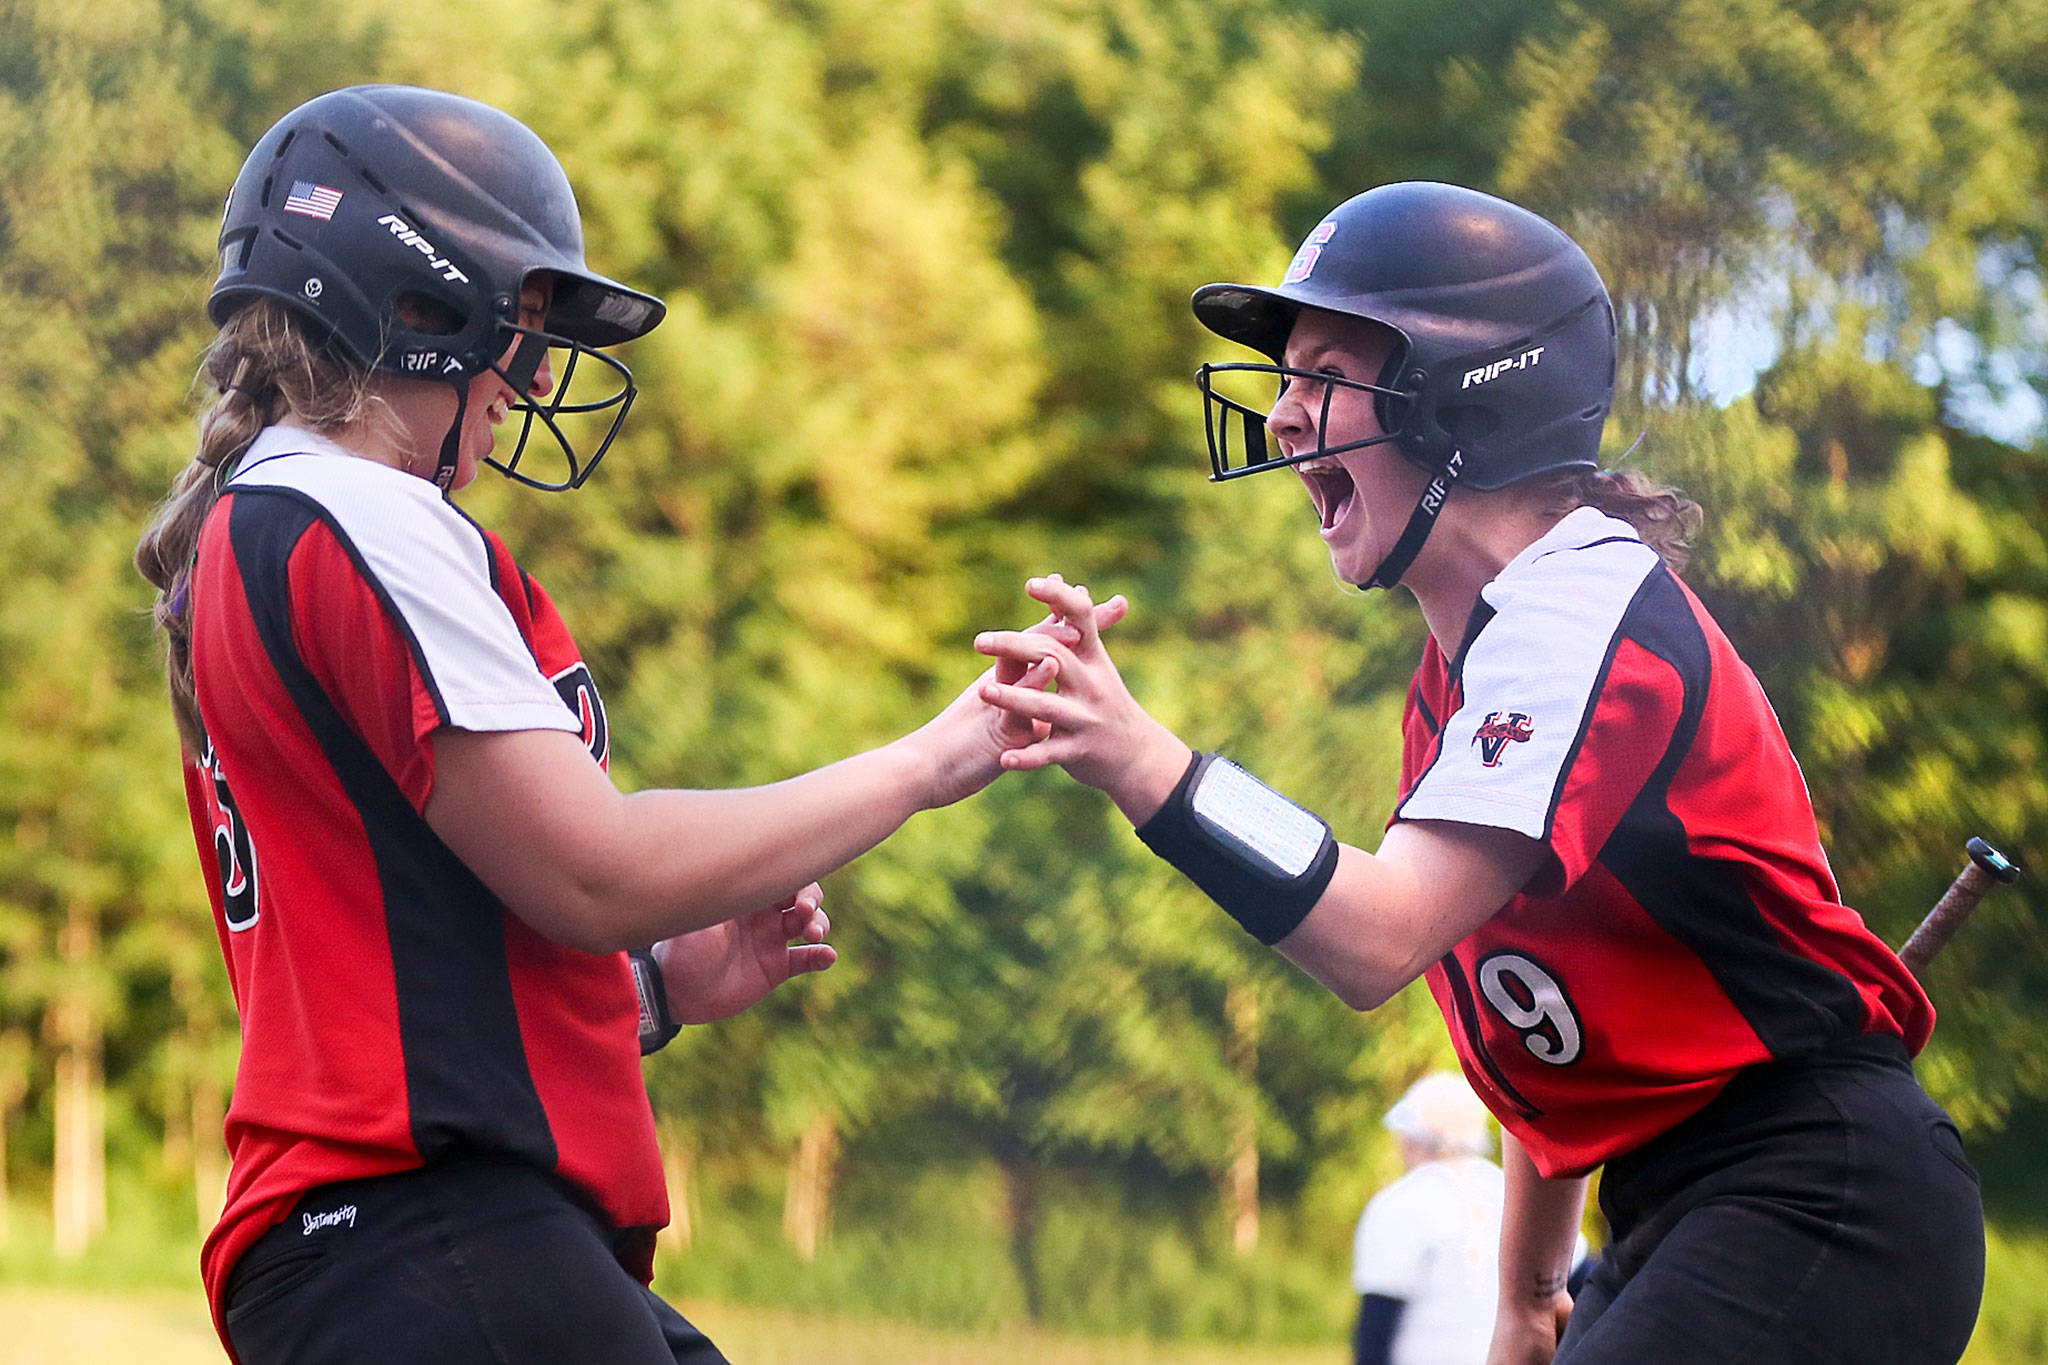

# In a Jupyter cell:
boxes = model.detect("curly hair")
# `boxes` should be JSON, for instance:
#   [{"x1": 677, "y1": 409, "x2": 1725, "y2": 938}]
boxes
[{"x1": 1519, "y1": 465, "x2": 1703, "y2": 572}]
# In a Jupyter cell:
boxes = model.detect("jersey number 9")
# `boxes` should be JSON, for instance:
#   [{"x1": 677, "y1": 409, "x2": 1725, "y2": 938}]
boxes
[{"x1": 1476, "y1": 951, "x2": 1582, "y2": 1065}]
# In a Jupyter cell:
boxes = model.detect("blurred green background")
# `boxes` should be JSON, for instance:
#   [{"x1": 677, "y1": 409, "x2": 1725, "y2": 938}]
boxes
[{"x1": 4, "y1": 0, "x2": 2048, "y2": 1358}]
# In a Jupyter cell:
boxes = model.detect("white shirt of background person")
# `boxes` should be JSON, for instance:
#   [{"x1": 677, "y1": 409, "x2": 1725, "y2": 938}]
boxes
[{"x1": 1351, "y1": 1072, "x2": 1507, "y2": 1365}]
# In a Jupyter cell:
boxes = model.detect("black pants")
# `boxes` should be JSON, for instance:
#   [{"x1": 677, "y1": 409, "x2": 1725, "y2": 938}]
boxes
[
  {"x1": 224, "y1": 1155, "x2": 727, "y2": 1365},
  {"x1": 1558, "y1": 1036, "x2": 1983, "y2": 1365}
]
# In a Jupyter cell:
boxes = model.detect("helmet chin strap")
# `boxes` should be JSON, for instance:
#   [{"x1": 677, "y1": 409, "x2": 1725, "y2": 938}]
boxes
[
  {"x1": 1359, "y1": 449, "x2": 1465, "y2": 591},
  {"x1": 432, "y1": 377, "x2": 469, "y2": 493}
]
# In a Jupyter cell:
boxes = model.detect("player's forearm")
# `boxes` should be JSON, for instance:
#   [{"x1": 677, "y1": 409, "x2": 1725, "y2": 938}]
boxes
[
  {"x1": 566, "y1": 742, "x2": 927, "y2": 948},
  {"x1": 1095, "y1": 718, "x2": 1197, "y2": 826},
  {"x1": 1497, "y1": 1130, "x2": 1586, "y2": 1315},
  {"x1": 1274, "y1": 845, "x2": 1448, "y2": 1010},
  {"x1": 428, "y1": 725, "x2": 932, "y2": 952},
  {"x1": 1273, "y1": 821, "x2": 1547, "y2": 1011}
]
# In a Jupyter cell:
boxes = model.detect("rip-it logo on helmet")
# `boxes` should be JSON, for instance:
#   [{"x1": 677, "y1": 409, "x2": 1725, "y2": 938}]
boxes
[
  {"x1": 398, "y1": 349, "x2": 465, "y2": 376},
  {"x1": 1463, "y1": 345, "x2": 1545, "y2": 389},
  {"x1": 377, "y1": 214, "x2": 471, "y2": 285}
]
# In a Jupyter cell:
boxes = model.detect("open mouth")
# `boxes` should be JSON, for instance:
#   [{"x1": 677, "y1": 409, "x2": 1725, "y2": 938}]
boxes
[{"x1": 1297, "y1": 459, "x2": 1357, "y2": 533}]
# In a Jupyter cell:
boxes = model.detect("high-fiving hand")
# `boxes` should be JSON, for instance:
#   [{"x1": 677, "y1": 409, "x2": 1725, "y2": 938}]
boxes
[
  {"x1": 974, "y1": 574, "x2": 1192, "y2": 825},
  {"x1": 904, "y1": 586, "x2": 1133, "y2": 811}
]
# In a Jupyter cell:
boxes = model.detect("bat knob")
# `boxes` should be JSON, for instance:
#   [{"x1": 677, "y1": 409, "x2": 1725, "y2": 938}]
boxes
[{"x1": 1966, "y1": 837, "x2": 2021, "y2": 884}]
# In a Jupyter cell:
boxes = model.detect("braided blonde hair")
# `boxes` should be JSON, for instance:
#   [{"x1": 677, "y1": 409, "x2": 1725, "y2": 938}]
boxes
[{"x1": 135, "y1": 302, "x2": 383, "y2": 752}]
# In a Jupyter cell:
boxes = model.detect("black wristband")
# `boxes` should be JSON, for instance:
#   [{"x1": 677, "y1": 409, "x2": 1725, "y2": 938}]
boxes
[
  {"x1": 1134, "y1": 752, "x2": 1339, "y2": 945},
  {"x1": 628, "y1": 947, "x2": 681, "y2": 1055}
]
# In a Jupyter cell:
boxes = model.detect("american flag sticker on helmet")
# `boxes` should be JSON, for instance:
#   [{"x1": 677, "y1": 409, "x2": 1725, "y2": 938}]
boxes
[{"x1": 283, "y1": 181, "x2": 343, "y2": 221}]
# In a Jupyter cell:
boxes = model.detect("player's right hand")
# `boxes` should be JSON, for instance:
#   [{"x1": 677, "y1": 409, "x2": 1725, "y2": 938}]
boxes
[
  {"x1": 973, "y1": 575, "x2": 1192, "y2": 825},
  {"x1": 901, "y1": 591, "x2": 1129, "y2": 810}
]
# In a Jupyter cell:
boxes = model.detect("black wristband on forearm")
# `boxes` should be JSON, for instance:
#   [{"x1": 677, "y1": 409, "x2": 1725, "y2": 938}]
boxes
[
  {"x1": 628, "y1": 947, "x2": 681, "y2": 1055},
  {"x1": 1134, "y1": 752, "x2": 1339, "y2": 945}
]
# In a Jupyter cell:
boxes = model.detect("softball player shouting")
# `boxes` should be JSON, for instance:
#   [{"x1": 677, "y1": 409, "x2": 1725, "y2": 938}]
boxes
[
  {"x1": 135, "y1": 85, "x2": 1091, "y2": 1365},
  {"x1": 975, "y1": 182, "x2": 1984, "y2": 1364}
]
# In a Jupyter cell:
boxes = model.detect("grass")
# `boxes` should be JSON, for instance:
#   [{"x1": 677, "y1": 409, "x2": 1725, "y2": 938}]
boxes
[
  {"x1": 8, "y1": 1247, "x2": 2047, "y2": 1365},
  {"x1": 0, "y1": 1285, "x2": 1344, "y2": 1364},
  {"x1": 678, "y1": 1303, "x2": 1343, "y2": 1364},
  {"x1": 1, "y1": 1286, "x2": 224, "y2": 1365},
  {"x1": 3, "y1": 1167, "x2": 2044, "y2": 1363}
]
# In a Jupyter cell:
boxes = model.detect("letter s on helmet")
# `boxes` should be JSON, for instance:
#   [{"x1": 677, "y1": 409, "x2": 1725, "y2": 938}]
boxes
[
  {"x1": 211, "y1": 85, "x2": 665, "y2": 491},
  {"x1": 1190, "y1": 182, "x2": 1616, "y2": 589}
]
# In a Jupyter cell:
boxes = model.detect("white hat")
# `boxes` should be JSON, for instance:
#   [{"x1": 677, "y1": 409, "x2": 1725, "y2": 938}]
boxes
[{"x1": 1383, "y1": 1072, "x2": 1493, "y2": 1156}]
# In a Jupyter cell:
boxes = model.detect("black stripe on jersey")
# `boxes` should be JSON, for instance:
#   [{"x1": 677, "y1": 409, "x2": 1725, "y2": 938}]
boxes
[
  {"x1": 1437, "y1": 953, "x2": 1542, "y2": 1119},
  {"x1": 448, "y1": 502, "x2": 553, "y2": 670},
  {"x1": 1530, "y1": 535, "x2": 1641, "y2": 566},
  {"x1": 1410, "y1": 676, "x2": 1439, "y2": 737},
  {"x1": 1446, "y1": 598, "x2": 1495, "y2": 681},
  {"x1": 1598, "y1": 571, "x2": 1869, "y2": 1057},
  {"x1": 227, "y1": 491, "x2": 560, "y2": 1169},
  {"x1": 229, "y1": 489, "x2": 455, "y2": 728},
  {"x1": 519, "y1": 568, "x2": 542, "y2": 625},
  {"x1": 447, "y1": 500, "x2": 505, "y2": 602},
  {"x1": 1396, "y1": 602, "x2": 1492, "y2": 817},
  {"x1": 1537, "y1": 582, "x2": 1635, "y2": 847},
  {"x1": 453, "y1": 503, "x2": 539, "y2": 669}
]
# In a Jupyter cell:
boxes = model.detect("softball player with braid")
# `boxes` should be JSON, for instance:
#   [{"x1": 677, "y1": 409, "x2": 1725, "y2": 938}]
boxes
[
  {"x1": 136, "y1": 86, "x2": 1097, "y2": 1364},
  {"x1": 975, "y1": 182, "x2": 1984, "y2": 1364}
]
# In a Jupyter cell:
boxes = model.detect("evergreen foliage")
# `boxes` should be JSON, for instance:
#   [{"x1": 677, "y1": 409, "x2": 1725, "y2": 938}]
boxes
[{"x1": 3, "y1": 0, "x2": 2044, "y2": 1348}]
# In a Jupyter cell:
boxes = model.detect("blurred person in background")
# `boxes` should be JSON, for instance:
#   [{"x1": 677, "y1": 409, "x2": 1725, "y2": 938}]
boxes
[
  {"x1": 1353, "y1": 1072, "x2": 1504, "y2": 1365},
  {"x1": 1353, "y1": 1072, "x2": 1591, "y2": 1365}
]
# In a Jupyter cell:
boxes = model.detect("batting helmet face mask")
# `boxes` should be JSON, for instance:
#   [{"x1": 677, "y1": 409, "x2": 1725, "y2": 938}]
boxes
[
  {"x1": 1191, "y1": 182, "x2": 1617, "y2": 589},
  {"x1": 211, "y1": 85, "x2": 666, "y2": 491}
]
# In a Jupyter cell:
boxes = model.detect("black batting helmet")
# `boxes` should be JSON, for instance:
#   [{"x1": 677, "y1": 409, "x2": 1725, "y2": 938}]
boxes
[
  {"x1": 212, "y1": 85, "x2": 666, "y2": 490},
  {"x1": 1190, "y1": 182, "x2": 1616, "y2": 587}
]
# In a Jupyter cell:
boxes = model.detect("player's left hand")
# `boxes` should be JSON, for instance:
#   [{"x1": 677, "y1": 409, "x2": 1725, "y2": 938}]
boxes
[
  {"x1": 1485, "y1": 1289, "x2": 1572, "y2": 1365},
  {"x1": 653, "y1": 884, "x2": 836, "y2": 1025}
]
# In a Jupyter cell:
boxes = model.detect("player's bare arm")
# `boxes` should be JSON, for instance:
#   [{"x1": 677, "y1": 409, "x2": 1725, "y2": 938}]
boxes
[
  {"x1": 1488, "y1": 1132, "x2": 1586, "y2": 1365},
  {"x1": 428, "y1": 599, "x2": 1125, "y2": 954},
  {"x1": 1281, "y1": 821, "x2": 1545, "y2": 1010},
  {"x1": 977, "y1": 573, "x2": 1545, "y2": 1009}
]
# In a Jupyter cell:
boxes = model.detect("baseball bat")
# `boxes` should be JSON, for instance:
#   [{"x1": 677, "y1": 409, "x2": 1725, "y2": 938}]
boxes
[{"x1": 1898, "y1": 837, "x2": 2021, "y2": 976}]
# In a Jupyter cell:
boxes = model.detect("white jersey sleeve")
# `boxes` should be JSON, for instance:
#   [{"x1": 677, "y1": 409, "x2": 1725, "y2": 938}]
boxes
[
  {"x1": 228, "y1": 426, "x2": 580, "y2": 737},
  {"x1": 1395, "y1": 509, "x2": 1662, "y2": 841}
]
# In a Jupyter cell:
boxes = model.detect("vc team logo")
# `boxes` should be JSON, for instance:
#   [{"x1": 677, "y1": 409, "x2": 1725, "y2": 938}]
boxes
[{"x1": 1473, "y1": 711, "x2": 1534, "y2": 767}]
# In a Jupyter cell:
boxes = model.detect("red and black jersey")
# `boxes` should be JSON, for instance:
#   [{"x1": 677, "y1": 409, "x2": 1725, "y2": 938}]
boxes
[
  {"x1": 180, "y1": 425, "x2": 662, "y2": 1339},
  {"x1": 1394, "y1": 508, "x2": 1931, "y2": 1177}
]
